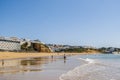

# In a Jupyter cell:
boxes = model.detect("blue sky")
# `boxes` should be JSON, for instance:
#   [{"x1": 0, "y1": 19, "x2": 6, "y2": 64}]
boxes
[{"x1": 1, "y1": 0, "x2": 120, "y2": 47}]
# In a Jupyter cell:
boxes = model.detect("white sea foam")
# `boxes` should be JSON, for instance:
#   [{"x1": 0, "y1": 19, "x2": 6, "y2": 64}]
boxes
[
  {"x1": 78, "y1": 58, "x2": 95, "y2": 64},
  {"x1": 59, "y1": 57, "x2": 120, "y2": 80},
  {"x1": 59, "y1": 64, "x2": 120, "y2": 80}
]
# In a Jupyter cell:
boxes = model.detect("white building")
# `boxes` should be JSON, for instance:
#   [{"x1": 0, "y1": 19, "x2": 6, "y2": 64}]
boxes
[{"x1": 0, "y1": 37, "x2": 21, "y2": 51}]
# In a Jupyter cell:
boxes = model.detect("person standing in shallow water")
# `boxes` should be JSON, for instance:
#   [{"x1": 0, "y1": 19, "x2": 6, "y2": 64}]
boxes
[
  {"x1": 64, "y1": 54, "x2": 66, "y2": 59},
  {"x1": 64, "y1": 54, "x2": 66, "y2": 63}
]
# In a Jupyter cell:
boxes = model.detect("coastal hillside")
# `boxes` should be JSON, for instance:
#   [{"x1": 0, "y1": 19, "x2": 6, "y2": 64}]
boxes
[
  {"x1": 47, "y1": 44, "x2": 100, "y2": 53},
  {"x1": 21, "y1": 41, "x2": 51, "y2": 53},
  {"x1": 59, "y1": 48, "x2": 100, "y2": 53}
]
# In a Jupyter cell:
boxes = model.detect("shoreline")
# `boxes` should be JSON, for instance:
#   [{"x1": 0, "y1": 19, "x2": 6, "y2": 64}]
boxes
[{"x1": 0, "y1": 52, "x2": 85, "y2": 60}]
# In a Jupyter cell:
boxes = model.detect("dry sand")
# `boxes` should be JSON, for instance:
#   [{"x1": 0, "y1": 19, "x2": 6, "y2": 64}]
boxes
[{"x1": 0, "y1": 52, "x2": 82, "y2": 60}]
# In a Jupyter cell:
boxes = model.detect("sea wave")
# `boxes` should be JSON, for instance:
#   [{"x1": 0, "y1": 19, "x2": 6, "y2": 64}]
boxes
[
  {"x1": 78, "y1": 58, "x2": 95, "y2": 64},
  {"x1": 59, "y1": 58, "x2": 120, "y2": 80}
]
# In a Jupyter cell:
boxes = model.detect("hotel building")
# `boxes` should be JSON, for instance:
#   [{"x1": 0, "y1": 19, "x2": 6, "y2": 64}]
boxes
[{"x1": 0, "y1": 37, "x2": 21, "y2": 51}]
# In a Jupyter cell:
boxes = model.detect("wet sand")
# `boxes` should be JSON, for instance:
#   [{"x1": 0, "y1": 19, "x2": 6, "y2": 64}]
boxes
[
  {"x1": 0, "y1": 55, "x2": 83, "y2": 80},
  {"x1": 0, "y1": 52, "x2": 82, "y2": 60}
]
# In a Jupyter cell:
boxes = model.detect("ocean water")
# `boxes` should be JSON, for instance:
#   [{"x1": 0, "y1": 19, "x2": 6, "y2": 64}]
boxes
[{"x1": 59, "y1": 54, "x2": 120, "y2": 80}]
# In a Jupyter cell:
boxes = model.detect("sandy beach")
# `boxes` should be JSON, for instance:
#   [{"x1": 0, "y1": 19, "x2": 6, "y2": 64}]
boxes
[
  {"x1": 1, "y1": 52, "x2": 117, "y2": 80},
  {"x1": 0, "y1": 53, "x2": 84, "y2": 80},
  {"x1": 0, "y1": 52, "x2": 82, "y2": 60}
]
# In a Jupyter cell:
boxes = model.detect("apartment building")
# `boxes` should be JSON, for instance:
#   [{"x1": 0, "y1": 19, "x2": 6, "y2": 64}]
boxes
[{"x1": 0, "y1": 37, "x2": 21, "y2": 51}]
